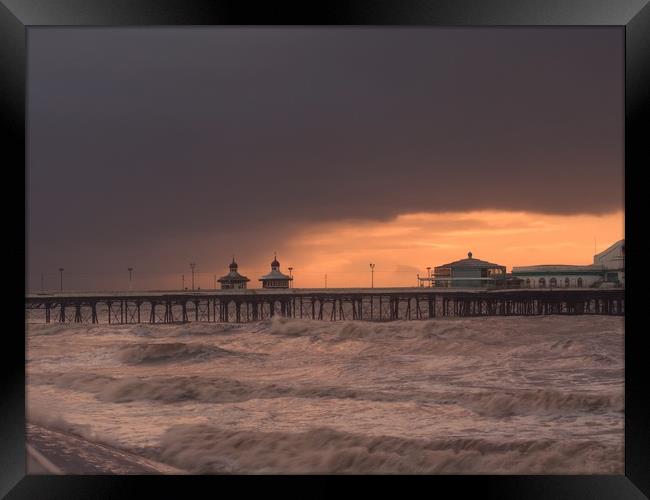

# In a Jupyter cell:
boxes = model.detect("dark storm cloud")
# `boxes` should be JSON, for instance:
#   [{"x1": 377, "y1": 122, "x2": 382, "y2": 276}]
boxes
[{"x1": 27, "y1": 27, "x2": 623, "y2": 281}]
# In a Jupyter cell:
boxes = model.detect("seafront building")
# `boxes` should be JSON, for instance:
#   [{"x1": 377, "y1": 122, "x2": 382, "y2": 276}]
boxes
[
  {"x1": 216, "y1": 240, "x2": 623, "y2": 291},
  {"x1": 419, "y1": 251, "x2": 515, "y2": 288},
  {"x1": 259, "y1": 255, "x2": 293, "y2": 289},
  {"x1": 512, "y1": 239, "x2": 624, "y2": 288},
  {"x1": 217, "y1": 258, "x2": 250, "y2": 289}
]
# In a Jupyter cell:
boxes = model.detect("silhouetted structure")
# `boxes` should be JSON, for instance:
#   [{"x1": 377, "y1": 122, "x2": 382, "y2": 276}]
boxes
[
  {"x1": 513, "y1": 239, "x2": 625, "y2": 288},
  {"x1": 259, "y1": 254, "x2": 292, "y2": 289},
  {"x1": 427, "y1": 252, "x2": 506, "y2": 288},
  {"x1": 217, "y1": 258, "x2": 250, "y2": 290},
  {"x1": 26, "y1": 288, "x2": 624, "y2": 325}
]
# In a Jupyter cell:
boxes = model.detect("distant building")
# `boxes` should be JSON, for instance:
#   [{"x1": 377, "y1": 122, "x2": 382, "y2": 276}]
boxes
[
  {"x1": 594, "y1": 239, "x2": 625, "y2": 286},
  {"x1": 259, "y1": 254, "x2": 293, "y2": 289},
  {"x1": 217, "y1": 257, "x2": 250, "y2": 289},
  {"x1": 512, "y1": 239, "x2": 624, "y2": 288},
  {"x1": 424, "y1": 251, "x2": 507, "y2": 288}
]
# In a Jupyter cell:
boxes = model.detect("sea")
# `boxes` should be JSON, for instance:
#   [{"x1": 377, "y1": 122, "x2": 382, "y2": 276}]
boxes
[{"x1": 26, "y1": 315, "x2": 624, "y2": 474}]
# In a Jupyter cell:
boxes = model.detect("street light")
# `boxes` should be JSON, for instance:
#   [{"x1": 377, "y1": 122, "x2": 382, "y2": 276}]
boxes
[
  {"x1": 189, "y1": 262, "x2": 196, "y2": 290},
  {"x1": 58, "y1": 268, "x2": 64, "y2": 292},
  {"x1": 426, "y1": 267, "x2": 431, "y2": 288},
  {"x1": 288, "y1": 267, "x2": 293, "y2": 288},
  {"x1": 128, "y1": 267, "x2": 134, "y2": 291},
  {"x1": 369, "y1": 263, "x2": 375, "y2": 288}
]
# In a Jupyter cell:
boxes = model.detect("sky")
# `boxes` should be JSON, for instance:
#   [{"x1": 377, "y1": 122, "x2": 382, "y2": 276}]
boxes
[{"x1": 27, "y1": 27, "x2": 624, "y2": 291}]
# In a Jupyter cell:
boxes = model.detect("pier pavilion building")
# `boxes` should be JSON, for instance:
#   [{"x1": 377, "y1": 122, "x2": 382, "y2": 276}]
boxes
[
  {"x1": 259, "y1": 255, "x2": 293, "y2": 289},
  {"x1": 512, "y1": 239, "x2": 624, "y2": 289},
  {"x1": 423, "y1": 252, "x2": 507, "y2": 288},
  {"x1": 217, "y1": 258, "x2": 250, "y2": 289}
]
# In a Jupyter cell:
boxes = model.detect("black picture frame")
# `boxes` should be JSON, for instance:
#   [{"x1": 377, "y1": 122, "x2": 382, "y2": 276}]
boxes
[{"x1": 2, "y1": 1, "x2": 648, "y2": 498}]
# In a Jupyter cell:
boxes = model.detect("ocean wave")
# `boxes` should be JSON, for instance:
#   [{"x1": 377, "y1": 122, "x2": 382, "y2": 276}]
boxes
[
  {"x1": 26, "y1": 323, "x2": 87, "y2": 337},
  {"x1": 267, "y1": 316, "x2": 485, "y2": 343},
  {"x1": 28, "y1": 404, "x2": 97, "y2": 440},
  {"x1": 267, "y1": 317, "x2": 313, "y2": 337},
  {"x1": 132, "y1": 323, "x2": 247, "y2": 338},
  {"x1": 156, "y1": 424, "x2": 623, "y2": 474},
  {"x1": 27, "y1": 322, "x2": 251, "y2": 340},
  {"x1": 448, "y1": 389, "x2": 623, "y2": 417},
  {"x1": 115, "y1": 342, "x2": 247, "y2": 364},
  {"x1": 29, "y1": 372, "x2": 623, "y2": 417},
  {"x1": 29, "y1": 372, "x2": 398, "y2": 404}
]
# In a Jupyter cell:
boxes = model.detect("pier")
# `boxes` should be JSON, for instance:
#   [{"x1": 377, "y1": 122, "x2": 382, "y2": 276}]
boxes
[{"x1": 25, "y1": 288, "x2": 625, "y2": 324}]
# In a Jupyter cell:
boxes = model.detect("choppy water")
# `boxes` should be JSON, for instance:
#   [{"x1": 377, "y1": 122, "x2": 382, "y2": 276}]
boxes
[{"x1": 26, "y1": 315, "x2": 624, "y2": 474}]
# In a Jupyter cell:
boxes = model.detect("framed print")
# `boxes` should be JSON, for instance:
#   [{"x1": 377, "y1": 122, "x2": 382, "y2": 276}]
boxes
[{"x1": 2, "y1": 0, "x2": 649, "y2": 498}]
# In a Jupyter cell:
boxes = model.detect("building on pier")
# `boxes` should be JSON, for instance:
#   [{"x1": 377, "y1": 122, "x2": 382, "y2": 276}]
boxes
[
  {"x1": 217, "y1": 257, "x2": 250, "y2": 289},
  {"x1": 594, "y1": 239, "x2": 625, "y2": 286},
  {"x1": 512, "y1": 239, "x2": 624, "y2": 289},
  {"x1": 422, "y1": 251, "x2": 507, "y2": 288},
  {"x1": 259, "y1": 254, "x2": 293, "y2": 289}
]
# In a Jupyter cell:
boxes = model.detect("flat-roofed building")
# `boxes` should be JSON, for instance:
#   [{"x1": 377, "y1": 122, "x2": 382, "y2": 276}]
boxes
[
  {"x1": 511, "y1": 264, "x2": 603, "y2": 289},
  {"x1": 512, "y1": 239, "x2": 624, "y2": 288}
]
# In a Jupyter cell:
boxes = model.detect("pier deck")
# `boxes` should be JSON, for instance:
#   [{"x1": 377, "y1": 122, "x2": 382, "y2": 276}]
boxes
[{"x1": 25, "y1": 288, "x2": 625, "y2": 324}]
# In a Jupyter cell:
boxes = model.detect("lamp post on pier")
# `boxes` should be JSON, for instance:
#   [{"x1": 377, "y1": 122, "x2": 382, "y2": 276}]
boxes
[
  {"x1": 58, "y1": 268, "x2": 64, "y2": 292},
  {"x1": 288, "y1": 267, "x2": 293, "y2": 288},
  {"x1": 189, "y1": 262, "x2": 196, "y2": 291},
  {"x1": 128, "y1": 267, "x2": 133, "y2": 291},
  {"x1": 369, "y1": 263, "x2": 375, "y2": 288}
]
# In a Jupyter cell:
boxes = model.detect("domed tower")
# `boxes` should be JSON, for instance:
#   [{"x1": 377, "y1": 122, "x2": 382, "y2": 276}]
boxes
[
  {"x1": 217, "y1": 256, "x2": 250, "y2": 290},
  {"x1": 259, "y1": 253, "x2": 293, "y2": 289}
]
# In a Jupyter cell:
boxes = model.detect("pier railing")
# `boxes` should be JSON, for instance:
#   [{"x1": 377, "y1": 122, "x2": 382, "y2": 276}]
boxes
[{"x1": 25, "y1": 288, "x2": 625, "y2": 324}]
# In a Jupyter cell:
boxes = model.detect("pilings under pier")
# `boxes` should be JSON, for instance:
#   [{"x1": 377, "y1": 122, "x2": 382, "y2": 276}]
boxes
[{"x1": 25, "y1": 288, "x2": 625, "y2": 325}]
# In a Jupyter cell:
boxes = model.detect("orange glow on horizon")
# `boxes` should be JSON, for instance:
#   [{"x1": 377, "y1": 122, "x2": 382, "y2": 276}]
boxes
[{"x1": 275, "y1": 210, "x2": 624, "y2": 288}]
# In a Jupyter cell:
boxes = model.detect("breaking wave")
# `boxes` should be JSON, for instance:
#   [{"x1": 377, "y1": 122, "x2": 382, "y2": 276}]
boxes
[
  {"x1": 29, "y1": 372, "x2": 396, "y2": 405},
  {"x1": 29, "y1": 372, "x2": 622, "y2": 416},
  {"x1": 26, "y1": 315, "x2": 624, "y2": 474},
  {"x1": 115, "y1": 342, "x2": 249, "y2": 364},
  {"x1": 268, "y1": 317, "x2": 465, "y2": 339},
  {"x1": 449, "y1": 389, "x2": 623, "y2": 417},
  {"x1": 156, "y1": 424, "x2": 624, "y2": 474}
]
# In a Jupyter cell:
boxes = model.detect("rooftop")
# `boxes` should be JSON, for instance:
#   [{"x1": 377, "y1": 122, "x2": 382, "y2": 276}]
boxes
[
  {"x1": 512, "y1": 264, "x2": 603, "y2": 273},
  {"x1": 217, "y1": 270, "x2": 250, "y2": 282},
  {"x1": 259, "y1": 269, "x2": 292, "y2": 281},
  {"x1": 436, "y1": 252, "x2": 504, "y2": 269}
]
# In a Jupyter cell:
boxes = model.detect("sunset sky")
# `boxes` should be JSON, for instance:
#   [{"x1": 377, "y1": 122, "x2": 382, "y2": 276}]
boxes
[{"x1": 27, "y1": 28, "x2": 623, "y2": 291}]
